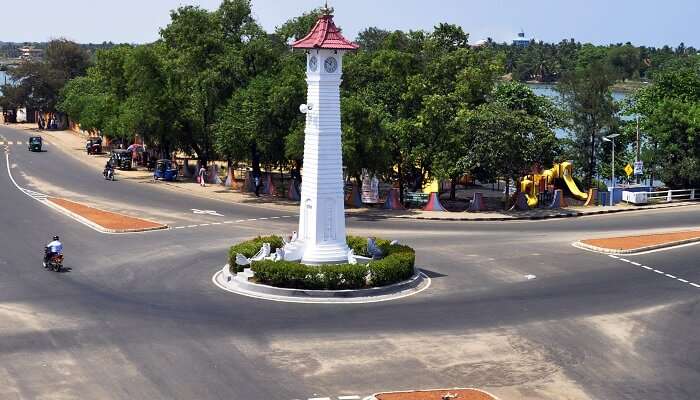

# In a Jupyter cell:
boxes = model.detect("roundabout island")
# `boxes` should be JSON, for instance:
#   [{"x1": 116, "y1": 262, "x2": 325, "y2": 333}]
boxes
[{"x1": 212, "y1": 9, "x2": 431, "y2": 304}]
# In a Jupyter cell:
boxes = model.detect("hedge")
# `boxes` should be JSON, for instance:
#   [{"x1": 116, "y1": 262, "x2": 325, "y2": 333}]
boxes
[{"x1": 227, "y1": 235, "x2": 415, "y2": 290}]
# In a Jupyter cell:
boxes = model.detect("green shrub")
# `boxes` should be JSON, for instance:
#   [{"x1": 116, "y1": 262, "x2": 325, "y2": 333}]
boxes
[
  {"x1": 228, "y1": 235, "x2": 284, "y2": 273},
  {"x1": 227, "y1": 235, "x2": 415, "y2": 289}
]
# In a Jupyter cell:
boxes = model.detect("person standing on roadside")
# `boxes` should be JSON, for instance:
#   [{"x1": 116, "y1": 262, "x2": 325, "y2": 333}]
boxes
[{"x1": 198, "y1": 163, "x2": 207, "y2": 187}]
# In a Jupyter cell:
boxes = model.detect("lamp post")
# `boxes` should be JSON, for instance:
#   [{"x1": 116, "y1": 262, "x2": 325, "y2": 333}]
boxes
[{"x1": 602, "y1": 133, "x2": 620, "y2": 206}]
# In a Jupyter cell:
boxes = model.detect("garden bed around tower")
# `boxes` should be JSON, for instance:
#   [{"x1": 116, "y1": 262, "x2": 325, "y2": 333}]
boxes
[{"x1": 227, "y1": 235, "x2": 416, "y2": 290}]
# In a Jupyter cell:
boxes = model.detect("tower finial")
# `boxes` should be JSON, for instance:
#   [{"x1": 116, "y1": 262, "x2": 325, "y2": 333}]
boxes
[{"x1": 321, "y1": 1, "x2": 333, "y2": 16}]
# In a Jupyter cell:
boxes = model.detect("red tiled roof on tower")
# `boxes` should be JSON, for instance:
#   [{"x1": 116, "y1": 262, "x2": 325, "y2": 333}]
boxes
[{"x1": 291, "y1": 6, "x2": 359, "y2": 50}]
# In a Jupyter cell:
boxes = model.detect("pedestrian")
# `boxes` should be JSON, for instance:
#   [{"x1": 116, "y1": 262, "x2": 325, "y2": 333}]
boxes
[
  {"x1": 198, "y1": 164, "x2": 207, "y2": 187},
  {"x1": 254, "y1": 171, "x2": 261, "y2": 197}
]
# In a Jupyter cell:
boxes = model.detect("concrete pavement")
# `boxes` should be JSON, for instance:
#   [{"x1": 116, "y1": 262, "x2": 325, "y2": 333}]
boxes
[{"x1": 1, "y1": 123, "x2": 700, "y2": 399}]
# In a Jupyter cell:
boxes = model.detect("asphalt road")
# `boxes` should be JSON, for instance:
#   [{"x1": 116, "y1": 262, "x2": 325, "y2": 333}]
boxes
[{"x1": 1, "y1": 125, "x2": 699, "y2": 400}]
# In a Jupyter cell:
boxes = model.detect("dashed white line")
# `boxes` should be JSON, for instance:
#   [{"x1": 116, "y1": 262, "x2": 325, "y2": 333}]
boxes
[
  {"x1": 211, "y1": 222, "x2": 222, "y2": 225},
  {"x1": 224, "y1": 221, "x2": 234, "y2": 224},
  {"x1": 259, "y1": 217, "x2": 268, "y2": 220},
  {"x1": 186, "y1": 225, "x2": 198, "y2": 228},
  {"x1": 610, "y1": 256, "x2": 700, "y2": 289},
  {"x1": 199, "y1": 223, "x2": 210, "y2": 227},
  {"x1": 270, "y1": 216, "x2": 280, "y2": 219},
  {"x1": 308, "y1": 397, "x2": 331, "y2": 400},
  {"x1": 174, "y1": 226, "x2": 186, "y2": 229},
  {"x1": 338, "y1": 396, "x2": 362, "y2": 400}
]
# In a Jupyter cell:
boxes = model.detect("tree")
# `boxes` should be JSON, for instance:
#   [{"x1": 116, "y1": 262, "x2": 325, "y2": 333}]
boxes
[
  {"x1": 557, "y1": 61, "x2": 619, "y2": 189},
  {"x1": 607, "y1": 44, "x2": 641, "y2": 81},
  {"x1": 629, "y1": 57, "x2": 700, "y2": 187},
  {"x1": 3, "y1": 39, "x2": 89, "y2": 115}
]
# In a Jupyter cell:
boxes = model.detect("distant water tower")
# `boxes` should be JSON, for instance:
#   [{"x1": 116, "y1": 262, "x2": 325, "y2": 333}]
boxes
[{"x1": 513, "y1": 30, "x2": 531, "y2": 47}]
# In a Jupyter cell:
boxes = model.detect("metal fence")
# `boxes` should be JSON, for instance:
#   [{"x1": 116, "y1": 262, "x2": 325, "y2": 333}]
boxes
[{"x1": 622, "y1": 189, "x2": 698, "y2": 205}]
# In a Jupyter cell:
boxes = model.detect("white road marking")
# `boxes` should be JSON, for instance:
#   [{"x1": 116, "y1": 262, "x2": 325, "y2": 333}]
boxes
[
  {"x1": 308, "y1": 397, "x2": 331, "y2": 400},
  {"x1": 174, "y1": 226, "x2": 186, "y2": 229},
  {"x1": 186, "y1": 225, "x2": 198, "y2": 228},
  {"x1": 259, "y1": 217, "x2": 268, "y2": 220},
  {"x1": 338, "y1": 396, "x2": 362, "y2": 400},
  {"x1": 16, "y1": 141, "x2": 22, "y2": 145},
  {"x1": 6, "y1": 141, "x2": 12, "y2": 145},
  {"x1": 270, "y1": 216, "x2": 280, "y2": 219},
  {"x1": 191, "y1": 209, "x2": 224, "y2": 216},
  {"x1": 607, "y1": 255, "x2": 700, "y2": 290},
  {"x1": 199, "y1": 223, "x2": 210, "y2": 227},
  {"x1": 211, "y1": 222, "x2": 222, "y2": 225},
  {"x1": 235, "y1": 220, "x2": 244, "y2": 223},
  {"x1": 224, "y1": 221, "x2": 234, "y2": 224}
]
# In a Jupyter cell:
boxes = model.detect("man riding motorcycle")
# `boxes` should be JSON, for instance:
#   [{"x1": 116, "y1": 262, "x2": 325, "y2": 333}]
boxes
[
  {"x1": 44, "y1": 235, "x2": 63, "y2": 268},
  {"x1": 103, "y1": 160, "x2": 115, "y2": 180}
]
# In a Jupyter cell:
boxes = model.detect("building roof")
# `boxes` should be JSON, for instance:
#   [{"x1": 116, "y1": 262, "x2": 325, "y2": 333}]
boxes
[{"x1": 291, "y1": 10, "x2": 359, "y2": 50}]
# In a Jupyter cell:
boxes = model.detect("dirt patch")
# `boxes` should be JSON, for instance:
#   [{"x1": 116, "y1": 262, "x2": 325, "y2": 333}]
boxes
[
  {"x1": 48, "y1": 197, "x2": 166, "y2": 232},
  {"x1": 582, "y1": 230, "x2": 700, "y2": 251},
  {"x1": 375, "y1": 388, "x2": 497, "y2": 400}
]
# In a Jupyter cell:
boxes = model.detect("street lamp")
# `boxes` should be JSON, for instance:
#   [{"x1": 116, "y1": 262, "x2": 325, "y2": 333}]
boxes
[{"x1": 602, "y1": 133, "x2": 620, "y2": 206}]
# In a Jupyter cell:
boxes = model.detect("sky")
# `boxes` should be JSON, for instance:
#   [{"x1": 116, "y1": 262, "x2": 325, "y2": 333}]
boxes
[{"x1": 1, "y1": 0, "x2": 698, "y2": 48}]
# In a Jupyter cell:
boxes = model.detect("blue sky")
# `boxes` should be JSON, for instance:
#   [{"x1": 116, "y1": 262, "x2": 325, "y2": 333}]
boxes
[{"x1": 1, "y1": 0, "x2": 698, "y2": 48}]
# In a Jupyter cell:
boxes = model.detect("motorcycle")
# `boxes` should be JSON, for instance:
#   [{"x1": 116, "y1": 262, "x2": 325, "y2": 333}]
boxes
[
  {"x1": 103, "y1": 167, "x2": 115, "y2": 181},
  {"x1": 43, "y1": 249, "x2": 63, "y2": 272}
]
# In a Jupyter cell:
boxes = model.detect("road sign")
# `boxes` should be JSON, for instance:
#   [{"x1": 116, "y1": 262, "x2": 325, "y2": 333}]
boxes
[
  {"x1": 191, "y1": 209, "x2": 224, "y2": 217},
  {"x1": 624, "y1": 164, "x2": 634, "y2": 177},
  {"x1": 634, "y1": 161, "x2": 643, "y2": 175}
]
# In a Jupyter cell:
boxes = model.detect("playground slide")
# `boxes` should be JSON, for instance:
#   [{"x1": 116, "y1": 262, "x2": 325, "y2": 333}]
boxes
[
  {"x1": 563, "y1": 174, "x2": 589, "y2": 201},
  {"x1": 524, "y1": 193, "x2": 538, "y2": 207}
]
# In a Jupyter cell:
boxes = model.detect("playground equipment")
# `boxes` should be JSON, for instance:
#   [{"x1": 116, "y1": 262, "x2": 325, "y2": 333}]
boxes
[{"x1": 518, "y1": 161, "x2": 589, "y2": 208}]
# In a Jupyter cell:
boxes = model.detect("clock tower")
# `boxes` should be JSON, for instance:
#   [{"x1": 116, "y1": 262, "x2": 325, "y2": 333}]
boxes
[{"x1": 290, "y1": 5, "x2": 359, "y2": 264}]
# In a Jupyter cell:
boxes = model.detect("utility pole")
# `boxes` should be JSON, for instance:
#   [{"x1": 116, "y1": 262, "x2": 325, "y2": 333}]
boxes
[{"x1": 636, "y1": 116, "x2": 641, "y2": 184}]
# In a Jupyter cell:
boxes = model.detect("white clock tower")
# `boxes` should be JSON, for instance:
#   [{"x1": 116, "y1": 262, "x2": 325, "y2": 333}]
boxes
[{"x1": 290, "y1": 5, "x2": 359, "y2": 264}]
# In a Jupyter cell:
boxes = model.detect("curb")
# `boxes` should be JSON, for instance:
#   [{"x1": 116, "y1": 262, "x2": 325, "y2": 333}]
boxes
[
  {"x1": 44, "y1": 199, "x2": 168, "y2": 234},
  {"x1": 351, "y1": 201, "x2": 700, "y2": 222},
  {"x1": 213, "y1": 265, "x2": 431, "y2": 304},
  {"x1": 366, "y1": 387, "x2": 501, "y2": 400},
  {"x1": 574, "y1": 236, "x2": 700, "y2": 255}
]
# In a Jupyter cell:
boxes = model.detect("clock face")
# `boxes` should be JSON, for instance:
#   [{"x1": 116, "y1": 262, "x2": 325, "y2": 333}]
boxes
[
  {"x1": 324, "y1": 56, "x2": 338, "y2": 73},
  {"x1": 308, "y1": 56, "x2": 318, "y2": 72}
]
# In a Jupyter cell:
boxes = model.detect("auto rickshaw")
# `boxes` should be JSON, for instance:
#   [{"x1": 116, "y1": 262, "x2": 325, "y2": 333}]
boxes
[
  {"x1": 153, "y1": 159, "x2": 178, "y2": 181},
  {"x1": 86, "y1": 137, "x2": 102, "y2": 154},
  {"x1": 110, "y1": 149, "x2": 132, "y2": 170},
  {"x1": 28, "y1": 136, "x2": 42, "y2": 152}
]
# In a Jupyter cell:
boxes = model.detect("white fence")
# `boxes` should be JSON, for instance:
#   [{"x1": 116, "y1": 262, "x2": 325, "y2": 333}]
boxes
[{"x1": 623, "y1": 189, "x2": 698, "y2": 205}]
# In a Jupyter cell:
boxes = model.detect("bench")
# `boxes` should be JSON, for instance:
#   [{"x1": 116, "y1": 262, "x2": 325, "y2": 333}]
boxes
[{"x1": 404, "y1": 191, "x2": 429, "y2": 207}]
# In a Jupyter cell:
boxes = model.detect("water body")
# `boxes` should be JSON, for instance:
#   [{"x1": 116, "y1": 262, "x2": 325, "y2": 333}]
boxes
[{"x1": 529, "y1": 83, "x2": 631, "y2": 139}]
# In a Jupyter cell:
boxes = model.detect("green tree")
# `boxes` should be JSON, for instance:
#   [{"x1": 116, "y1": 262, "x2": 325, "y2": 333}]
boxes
[
  {"x1": 629, "y1": 58, "x2": 700, "y2": 187},
  {"x1": 557, "y1": 61, "x2": 619, "y2": 189}
]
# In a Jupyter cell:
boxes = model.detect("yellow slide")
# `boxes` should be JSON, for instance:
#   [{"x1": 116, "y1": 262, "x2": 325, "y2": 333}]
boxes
[
  {"x1": 520, "y1": 177, "x2": 538, "y2": 207},
  {"x1": 560, "y1": 162, "x2": 589, "y2": 201}
]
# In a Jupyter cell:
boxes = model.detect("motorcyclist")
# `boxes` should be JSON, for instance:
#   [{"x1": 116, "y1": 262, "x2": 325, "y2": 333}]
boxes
[
  {"x1": 44, "y1": 235, "x2": 63, "y2": 268},
  {"x1": 104, "y1": 160, "x2": 114, "y2": 178}
]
